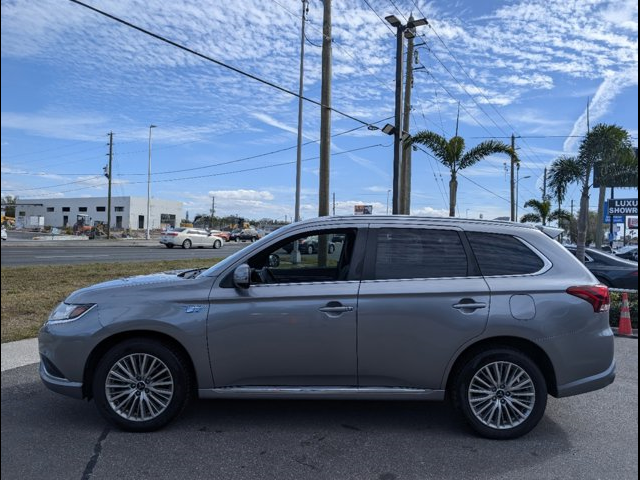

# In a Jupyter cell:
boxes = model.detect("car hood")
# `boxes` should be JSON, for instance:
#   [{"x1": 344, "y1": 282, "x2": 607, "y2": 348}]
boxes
[{"x1": 65, "y1": 269, "x2": 214, "y2": 303}]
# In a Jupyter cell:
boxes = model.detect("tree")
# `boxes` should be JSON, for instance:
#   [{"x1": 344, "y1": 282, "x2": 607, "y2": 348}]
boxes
[
  {"x1": 548, "y1": 155, "x2": 581, "y2": 216},
  {"x1": 571, "y1": 124, "x2": 635, "y2": 261},
  {"x1": 407, "y1": 131, "x2": 517, "y2": 217},
  {"x1": 2, "y1": 195, "x2": 18, "y2": 218},
  {"x1": 520, "y1": 199, "x2": 552, "y2": 225},
  {"x1": 583, "y1": 125, "x2": 636, "y2": 249}
]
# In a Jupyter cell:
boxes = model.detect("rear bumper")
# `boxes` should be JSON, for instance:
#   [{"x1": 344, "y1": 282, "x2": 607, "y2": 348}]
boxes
[{"x1": 555, "y1": 358, "x2": 616, "y2": 398}]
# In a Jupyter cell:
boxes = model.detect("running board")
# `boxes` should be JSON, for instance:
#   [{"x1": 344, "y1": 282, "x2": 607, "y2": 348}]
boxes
[{"x1": 198, "y1": 386, "x2": 445, "y2": 401}]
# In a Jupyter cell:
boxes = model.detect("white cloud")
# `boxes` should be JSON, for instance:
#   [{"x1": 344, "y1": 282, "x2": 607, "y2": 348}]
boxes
[{"x1": 564, "y1": 68, "x2": 639, "y2": 152}]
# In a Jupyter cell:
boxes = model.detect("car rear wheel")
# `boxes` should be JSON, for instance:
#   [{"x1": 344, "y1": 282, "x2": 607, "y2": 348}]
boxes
[
  {"x1": 213, "y1": 239, "x2": 222, "y2": 249},
  {"x1": 307, "y1": 245, "x2": 314, "y2": 255},
  {"x1": 182, "y1": 239, "x2": 192, "y2": 249},
  {"x1": 92, "y1": 339, "x2": 192, "y2": 432},
  {"x1": 453, "y1": 348, "x2": 547, "y2": 439},
  {"x1": 165, "y1": 244, "x2": 174, "y2": 249},
  {"x1": 328, "y1": 244, "x2": 335, "y2": 254}
]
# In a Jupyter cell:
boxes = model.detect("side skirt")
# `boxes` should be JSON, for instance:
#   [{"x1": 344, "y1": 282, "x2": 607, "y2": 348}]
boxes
[{"x1": 198, "y1": 386, "x2": 446, "y2": 401}]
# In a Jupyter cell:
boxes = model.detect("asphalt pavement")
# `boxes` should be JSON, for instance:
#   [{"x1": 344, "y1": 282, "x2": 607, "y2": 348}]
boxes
[{"x1": 1, "y1": 336, "x2": 637, "y2": 480}]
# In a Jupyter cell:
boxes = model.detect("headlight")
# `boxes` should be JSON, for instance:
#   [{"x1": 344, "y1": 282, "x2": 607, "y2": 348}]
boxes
[{"x1": 48, "y1": 303, "x2": 96, "y2": 324}]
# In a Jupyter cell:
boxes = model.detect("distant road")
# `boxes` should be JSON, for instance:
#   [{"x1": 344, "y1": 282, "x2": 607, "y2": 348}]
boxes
[{"x1": 1, "y1": 242, "x2": 247, "y2": 267}]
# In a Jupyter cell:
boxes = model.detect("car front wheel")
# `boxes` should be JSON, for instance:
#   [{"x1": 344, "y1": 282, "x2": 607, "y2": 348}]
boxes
[
  {"x1": 453, "y1": 348, "x2": 547, "y2": 439},
  {"x1": 213, "y1": 239, "x2": 222, "y2": 249},
  {"x1": 182, "y1": 239, "x2": 192, "y2": 249},
  {"x1": 92, "y1": 339, "x2": 191, "y2": 432}
]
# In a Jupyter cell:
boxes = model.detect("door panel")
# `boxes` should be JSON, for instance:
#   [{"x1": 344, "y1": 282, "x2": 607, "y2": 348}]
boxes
[
  {"x1": 357, "y1": 278, "x2": 490, "y2": 388},
  {"x1": 208, "y1": 281, "x2": 359, "y2": 387}
]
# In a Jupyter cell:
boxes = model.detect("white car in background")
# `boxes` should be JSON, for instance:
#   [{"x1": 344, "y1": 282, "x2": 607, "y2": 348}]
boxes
[
  {"x1": 1, "y1": 226, "x2": 7, "y2": 241},
  {"x1": 160, "y1": 227, "x2": 225, "y2": 249}
]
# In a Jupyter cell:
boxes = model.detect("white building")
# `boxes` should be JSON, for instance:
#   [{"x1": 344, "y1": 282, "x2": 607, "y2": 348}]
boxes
[{"x1": 16, "y1": 196, "x2": 182, "y2": 230}]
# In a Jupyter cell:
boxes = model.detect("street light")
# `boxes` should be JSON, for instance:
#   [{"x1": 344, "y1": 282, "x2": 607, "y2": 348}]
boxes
[
  {"x1": 146, "y1": 124, "x2": 156, "y2": 240},
  {"x1": 385, "y1": 14, "x2": 427, "y2": 215},
  {"x1": 516, "y1": 173, "x2": 531, "y2": 222}
]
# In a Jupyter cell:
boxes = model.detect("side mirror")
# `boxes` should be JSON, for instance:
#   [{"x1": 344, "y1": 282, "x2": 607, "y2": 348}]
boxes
[
  {"x1": 268, "y1": 254, "x2": 280, "y2": 268},
  {"x1": 233, "y1": 264, "x2": 251, "y2": 289}
]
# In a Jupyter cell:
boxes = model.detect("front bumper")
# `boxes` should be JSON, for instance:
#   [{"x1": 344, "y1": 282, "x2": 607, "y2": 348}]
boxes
[{"x1": 39, "y1": 359, "x2": 84, "y2": 399}]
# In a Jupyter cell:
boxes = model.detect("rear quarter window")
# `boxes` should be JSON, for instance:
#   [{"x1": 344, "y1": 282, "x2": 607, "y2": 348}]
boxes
[
  {"x1": 467, "y1": 232, "x2": 544, "y2": 276},
  {"x1": 374, "y1": 228, "x2": 468, "y2": 279}
]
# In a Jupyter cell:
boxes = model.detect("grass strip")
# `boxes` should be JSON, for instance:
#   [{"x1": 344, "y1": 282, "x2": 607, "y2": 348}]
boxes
[{"x1": 1, "y1": 259, "x2": 218, "y2": 343}]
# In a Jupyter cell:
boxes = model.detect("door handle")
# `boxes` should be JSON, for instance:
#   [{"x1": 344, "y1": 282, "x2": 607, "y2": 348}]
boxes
[
  {"x1": 319, "y1": 306, "x2": 354, "y2": 313},
  {"x1": 452, "y1": 302, "x2": 487, "y2": 311}
]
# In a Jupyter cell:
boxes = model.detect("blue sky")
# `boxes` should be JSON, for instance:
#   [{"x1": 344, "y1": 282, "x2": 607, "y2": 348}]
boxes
[{"x1": 1, "y1": 0, "x2": 638, "y2": 222}]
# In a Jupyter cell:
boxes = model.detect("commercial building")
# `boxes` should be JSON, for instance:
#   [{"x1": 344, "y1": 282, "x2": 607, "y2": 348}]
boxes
[{"x1": 16, "y1": 196, "x2": 182, "y2": 230}]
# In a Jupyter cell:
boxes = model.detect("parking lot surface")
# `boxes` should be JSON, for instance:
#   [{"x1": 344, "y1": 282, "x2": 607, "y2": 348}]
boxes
[{"x1": 1, "y1": 337, "x2": 637, "y2": 480}]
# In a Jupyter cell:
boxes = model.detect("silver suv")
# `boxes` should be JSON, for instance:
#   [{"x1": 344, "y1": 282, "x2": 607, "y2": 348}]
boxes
[{"x1": 39, "y1": 216, "x2": 615, "y2": 439}]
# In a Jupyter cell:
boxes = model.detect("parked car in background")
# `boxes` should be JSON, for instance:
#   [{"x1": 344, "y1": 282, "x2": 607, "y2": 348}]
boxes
[
  {"x1": 160, "y1": 227, "x2": 225, "y2": 249},
  {"x1": 230, "y1": 228, "x2": 261, "y2": 242},
  {"x1": 565, "y1": 246, "x2": 638, "y2": 289},
  {"x1": 209, "y1": 230, "x2": 231, "y2": 242},
  {"x1": 1, "y1": 225, "x2": 7, "y2": 241},
  {"x1": 615, "y1": 245, "x2": 638, "y2": 262},
  {"x1": 282, "y1": 235, "x2": 336, "y2": 255},
  {"x1": 40, "y1": 216, "x2": 615, "y2": 439}
]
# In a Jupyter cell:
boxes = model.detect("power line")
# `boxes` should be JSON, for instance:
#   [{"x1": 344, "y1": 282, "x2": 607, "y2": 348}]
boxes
[
  {"x1": 69, "y1": 0, "x2": 377, "y2": 128},
  {"x1": 0, "y1": 140, "x2": 99, "y2": 159},
  {"x1": 21, "y1": 143, "x2": 389, "y2": 197}
]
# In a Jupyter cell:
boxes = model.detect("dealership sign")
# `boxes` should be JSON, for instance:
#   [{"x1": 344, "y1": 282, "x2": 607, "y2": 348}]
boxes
[
  {"x1": 354, "y1": 205, "x2": 373, "y2": 215},
  {"x1": 607, "y1": 198, "x2": 638, "y2": 216}
]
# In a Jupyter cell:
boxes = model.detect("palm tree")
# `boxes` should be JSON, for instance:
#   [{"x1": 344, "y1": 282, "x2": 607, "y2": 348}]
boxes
[
  {"x1": 585, "y1": 126, "x2": 636, "y2": 249},
  {"x1": 548, "y1": 155, "x2": 581, "y2": 216},
  {"x1": 407, "y1": 131, "x2": 517, "y2": 216},
  {"x1": 520, "y1": 199, "x2": 552, "y2": 225}
]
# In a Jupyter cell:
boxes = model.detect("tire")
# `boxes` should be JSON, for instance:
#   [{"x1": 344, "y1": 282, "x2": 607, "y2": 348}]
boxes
[
  {"x1": 165, "y1": 244, "x2": 174, "y2": 249},
  {"x1": 92, "y1": 338, "x2": 192, "y2": 432},
  {"x1": 452, "y1": 348, "x2": 547, "y2": 440},
  {"x1": 328, "y1": 244, "x2": 335, "y2": 254},
  {"x1": 213, "y1": 239, "x2": 222, "y2": 249},
  {"x1": 182, "y1": 239, "x2": 192, "y2": 249},
  {"x1": 307, "y1": 245, "x2": 314, "y2": 255}
]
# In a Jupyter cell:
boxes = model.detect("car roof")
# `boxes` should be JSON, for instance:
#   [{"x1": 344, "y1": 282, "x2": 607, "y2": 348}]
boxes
[{"x1": 291, "y1": 215, "x2": 540, "y2": 231}]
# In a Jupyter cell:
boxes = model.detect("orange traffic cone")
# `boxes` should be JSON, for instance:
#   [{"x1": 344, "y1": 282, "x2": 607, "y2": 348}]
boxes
[{"x1": 617, "y1": 293, "x2": 633, "y2": 336}]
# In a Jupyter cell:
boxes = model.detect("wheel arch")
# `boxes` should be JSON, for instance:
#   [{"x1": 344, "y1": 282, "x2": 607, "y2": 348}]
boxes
[
  {"x1": 444, "y1": 336, "x2": 558, "y2": 397},
  {"x1": 82, "y1": 330, "x2": 198, "y2": 399}
]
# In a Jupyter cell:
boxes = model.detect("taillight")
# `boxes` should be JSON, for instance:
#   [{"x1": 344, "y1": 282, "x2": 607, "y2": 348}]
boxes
[{"x1": 567, "y1": 285, "x2": 610, "y2": 313}]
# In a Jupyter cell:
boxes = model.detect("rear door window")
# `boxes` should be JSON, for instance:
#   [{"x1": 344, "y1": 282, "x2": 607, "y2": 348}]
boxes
[
  {"x1": 373, "y1": 228, "x2": 468, "y2": 279},
  {"x1": 467, "y1": 232, "x2": 544, "y2": 276}
]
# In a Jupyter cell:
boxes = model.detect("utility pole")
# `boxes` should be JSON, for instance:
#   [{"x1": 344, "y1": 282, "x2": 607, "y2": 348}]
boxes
[
  {"x1": 400, "y1": 18, "x2": 416, "y2": 215},
  {"x1": 392, "y1": 19, "x2": 404, "y2": 215},
  {"x1": 106, "y1": 132, "x2": 113, "y2": 239},
  {"x1": 510, "y1": 134, "x2": 516, "y2": 221},
  {"x1": 318, "y1": 0, "x2": 332, "y2": 266},
  {"x1": 318, "y1": 0, "x2": 332, "y2": 219},
  {"x1": 295, "y1": 0, "x2": 308, "y2": 223},
  {"x1": 542, "y1": 167, "x2": 547, "y2": 200},
  {"x1": 210, "y1": 196, "x2": 215, "y2": 230},
  {"x1": 332, "y1": 192, "x2": 336, "y2": 216},
  {"x1": 384, "y1": 15, "x2": 427, "y2": 215}
]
